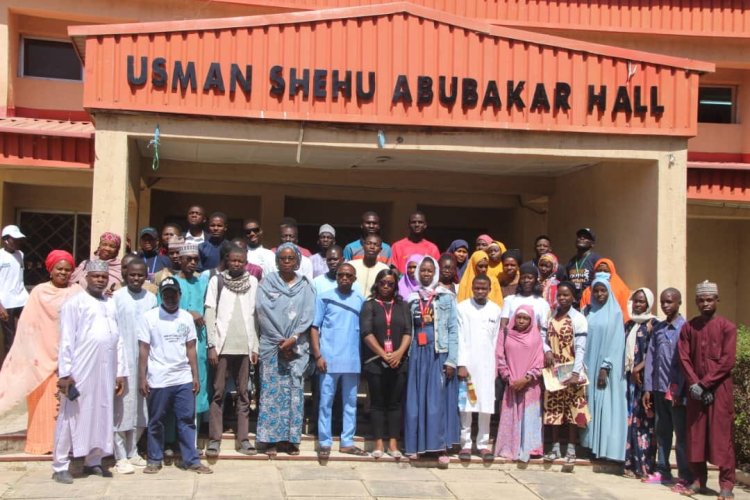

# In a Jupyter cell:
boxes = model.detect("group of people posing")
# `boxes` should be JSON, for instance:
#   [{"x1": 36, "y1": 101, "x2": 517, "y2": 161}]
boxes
[{"x1": 0, "y1": 207, "x2": 738, "y2": 500}]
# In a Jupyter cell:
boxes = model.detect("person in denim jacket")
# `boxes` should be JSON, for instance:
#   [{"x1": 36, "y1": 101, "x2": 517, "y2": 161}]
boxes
[{"x1": 404, "y1": 256, "x2": 460, "y2": 467}]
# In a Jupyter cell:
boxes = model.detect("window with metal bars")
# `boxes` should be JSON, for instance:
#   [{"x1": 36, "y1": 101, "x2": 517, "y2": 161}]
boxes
[{"x1": 18, "y1": 211, "x2": 91, "y2": 287}]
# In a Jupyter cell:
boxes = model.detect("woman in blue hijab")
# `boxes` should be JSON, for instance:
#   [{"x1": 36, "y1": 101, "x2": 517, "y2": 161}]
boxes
[
  {"x1": 256, "y1": 243, "x2": 315, "y2": 456},
  {"x1": 580, "y1": 275, "x2": 628, "y2": 462}
]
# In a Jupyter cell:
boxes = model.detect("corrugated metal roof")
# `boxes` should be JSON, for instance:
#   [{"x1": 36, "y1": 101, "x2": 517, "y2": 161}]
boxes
[
  {"x1": 688, "y1": 165, "x2": 750, "y2": 202},
  {"x1": 0, "y1": 131, "x2": 94, "y2": 169},
  {"x1": 68, "y1": 2, "x2": 713, "y2": 72},
  {"x1": 0, "y1": 117, "x2": 95, "y2": 139},
  {"x1": 68, "y1": 2, "x2": 712, "y2": 136},
  {"x1": 210, "y1": 0, "x2": 750, "y2": 38}
]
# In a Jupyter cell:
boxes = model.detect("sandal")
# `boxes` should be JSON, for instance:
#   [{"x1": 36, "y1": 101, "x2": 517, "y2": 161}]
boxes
[
  {"x1": 679, "y1": 482, "x2": 706, "y2": 497},
  {"x1": 458, "y1": 449, "x2": 472, "y2": 461},
  {"x1": 386, "y1": 449, "x2": 403, "y2": 459},
  {"x1": 372, "y1": 450, "x2": 384, "y2": 459},
  {"x1": 564, "y1": 453, "x2": 576, "y2": 465},
  {"x1": 286, "y1": 444, "x2": 300, "y2": 456},
  {"x1": 340, "y1": 446, "x2": 368, "y2": 457},
  {"x1": 543, "y1": 450, "x2": 561, "y2": 462},
  {"x1": 265, "y1": 445, "x2": 278, "y2": 457},
  {"x1": 317, "y1": 447, "x2": 331, "y2": 459},
  {"x1": 718, "y1": 489, "x2": 735, "y2": 500},
  {"x1": 622, "y1": 469, "x2": 638, "y2": 479},
  {"x1": 437, "y1": 455, "x2": 450, "y2": 469},
  {"x1": 479, "y1": 449, "x2": 494, "y2": 461},
  {"x1": 205, "y1": 440, "x2": 221, "y2": 458}
]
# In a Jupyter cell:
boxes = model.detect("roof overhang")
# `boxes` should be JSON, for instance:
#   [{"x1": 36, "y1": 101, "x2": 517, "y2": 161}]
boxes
[{"x1": 69, "y1": 1, "x2": 714, "y2": 136}]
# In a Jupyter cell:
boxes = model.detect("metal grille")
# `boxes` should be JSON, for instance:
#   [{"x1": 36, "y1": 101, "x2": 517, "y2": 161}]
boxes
[{"x1": 18, "y1": 211, "x2": 91, "y2": 286}]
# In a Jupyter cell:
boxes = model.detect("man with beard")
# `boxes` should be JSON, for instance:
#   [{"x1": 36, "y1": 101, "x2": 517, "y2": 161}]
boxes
[
  {"x1": 204, "y1": 245, "x2": 260, "y2": 457},
  {"x1": 52, "y1": 260, "x2": 128, "y2": 483}
]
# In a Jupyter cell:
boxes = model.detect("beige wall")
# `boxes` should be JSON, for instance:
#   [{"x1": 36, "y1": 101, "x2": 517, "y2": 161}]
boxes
[
  {"x1": 687, "y1": 207, "x2": 750, "y2": 326},
  {"x1": 549, "y1": 160, "x2": 661, "y2": 296},
  {"x1": 0, "y1": 0, "x2": 289, "y2": 116}
]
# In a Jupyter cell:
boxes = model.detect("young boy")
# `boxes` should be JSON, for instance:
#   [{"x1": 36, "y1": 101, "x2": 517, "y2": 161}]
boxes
[
  {"x1": 456, "y1": 275, "x2": 503, "y2": 461},
  {"x1": 642, "y1": 288, "x2": 692, "y2": 488},
  {"x1": 112, "y1": 258, "x2": 157, "y2": 473},
  {"x1": 138, "y1": 277, "x2": 212, "y2": 474}
]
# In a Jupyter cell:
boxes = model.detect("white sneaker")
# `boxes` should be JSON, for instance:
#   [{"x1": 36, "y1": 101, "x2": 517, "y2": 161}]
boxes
[
  {"x1": 115, "y1": 459, "x2": 135, "y2": 474},
  {"x1": 128, "y1": 455, "x2": 148, "y2": 467}
]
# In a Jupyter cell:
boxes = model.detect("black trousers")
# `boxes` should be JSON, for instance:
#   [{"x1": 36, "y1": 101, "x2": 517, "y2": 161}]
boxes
[{"x1": 365, "y1": 366, "x2": 406, "y2": 440}]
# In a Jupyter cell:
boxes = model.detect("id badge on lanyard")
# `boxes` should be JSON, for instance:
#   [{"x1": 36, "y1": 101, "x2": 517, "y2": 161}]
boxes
[
  {"x1": 417, "y1": 294, "x2": 434, "y2": 346},
  {"x1": 377, "y1": 300, "x2": 395, "y2": 353}
]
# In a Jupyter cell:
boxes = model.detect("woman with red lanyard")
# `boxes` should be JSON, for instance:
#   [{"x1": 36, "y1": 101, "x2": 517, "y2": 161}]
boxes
[
  {"x1": 360, "y1": 269, "x2": 412, "y2": 459},
  {"x1": 404, "y1": 256, "x2": 460, "y2": 467}
]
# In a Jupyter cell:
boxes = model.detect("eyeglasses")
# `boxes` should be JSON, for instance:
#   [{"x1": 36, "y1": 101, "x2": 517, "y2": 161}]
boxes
[
  {"x1": 245, "y1": 227, "x2": 261, "y2": 234},
  {"x1": 378, "y1": 280, "x2": 396, "y2": 288}
]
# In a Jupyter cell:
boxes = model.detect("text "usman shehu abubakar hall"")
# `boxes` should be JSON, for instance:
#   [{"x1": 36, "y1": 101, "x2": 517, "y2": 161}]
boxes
[{"x1": 1, "y1": 0, "x2": 749, "y2": 321}]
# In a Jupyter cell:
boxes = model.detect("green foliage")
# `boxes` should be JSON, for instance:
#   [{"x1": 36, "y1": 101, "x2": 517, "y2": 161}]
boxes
[{"x1": 736, "y1": 325, "x2": 750, "y2": 468}]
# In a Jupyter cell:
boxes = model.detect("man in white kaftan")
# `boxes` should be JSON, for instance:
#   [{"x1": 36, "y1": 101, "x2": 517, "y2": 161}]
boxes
[
  {"x1": 52, "y1": 261, "x2": 127, "y2": 484},
  {"x1": 457, "y1": 275, "x2": 502, "y2": 459},
  {"x1": 112, "y1": 258, "x2": 157, "y2": 473}
]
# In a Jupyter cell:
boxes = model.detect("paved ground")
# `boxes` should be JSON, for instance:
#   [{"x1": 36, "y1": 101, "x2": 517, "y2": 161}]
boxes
[{"x1": 0, "y1": 459, "x2": 748, "y2": 499}]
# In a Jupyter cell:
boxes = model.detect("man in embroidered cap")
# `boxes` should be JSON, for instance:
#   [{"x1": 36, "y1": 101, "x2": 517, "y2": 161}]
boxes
[
  {"x1": 52, "y1": 259, "x2": 128, "y2": 484},
  {"x1": 310, "y1": 224, "x2": 336, "y2": 278},
  {"x1": 677, "y1": 281, "x2": 737, "y2": 499}
]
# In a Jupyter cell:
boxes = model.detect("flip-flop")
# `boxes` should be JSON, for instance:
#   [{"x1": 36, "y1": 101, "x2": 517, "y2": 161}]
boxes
[
  {"x1": 458, "y1": 449, "x2": 472, "y2": 461},
  {"x1": 386, "y1": 449, "x2": 403, "y2": 459},
  {"x1": 372, "y1": 450, "x2": 384, "y2": 459}
]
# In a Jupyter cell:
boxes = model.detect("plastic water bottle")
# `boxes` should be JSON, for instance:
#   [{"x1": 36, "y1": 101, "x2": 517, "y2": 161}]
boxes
[
  {"x1": 458, "y1": 380, "x2": 468, "y2": 408},
  {"x1": 466, "y1": 376, "x2": 478, "y2": 405}
]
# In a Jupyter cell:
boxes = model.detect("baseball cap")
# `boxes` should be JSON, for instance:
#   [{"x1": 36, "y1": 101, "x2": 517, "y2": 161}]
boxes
[
  {"x1": 576, "y1": 228, "x2": 596, "y2": 242},
  {"x1": 159, "y1": 277, "x2": 181, "y2": 294},
  {"x1": 1, "y1": 225, "x2": 26, "y2": 239},
  {"x1": 139, "y1": 227, "x2": 159, "y2": 239}
]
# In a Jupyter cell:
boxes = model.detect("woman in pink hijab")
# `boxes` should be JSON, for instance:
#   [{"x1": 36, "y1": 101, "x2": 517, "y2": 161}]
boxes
[{"x1": 495, "y1": 305, "x2": 545, "y2": 462}]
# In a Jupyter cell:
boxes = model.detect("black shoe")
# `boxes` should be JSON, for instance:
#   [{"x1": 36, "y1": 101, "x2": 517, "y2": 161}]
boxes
[
  {"x1": 82, "y1": 465, "x2": 113, "y2": 478},
  {"x1": 52, "y1": 471, "x2": 74, "y2": 484}
]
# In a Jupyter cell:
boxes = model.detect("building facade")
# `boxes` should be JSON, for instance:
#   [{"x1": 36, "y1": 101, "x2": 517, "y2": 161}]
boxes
[{"x1": 0, "y1": 0, "x2": 748, "y2": 322}]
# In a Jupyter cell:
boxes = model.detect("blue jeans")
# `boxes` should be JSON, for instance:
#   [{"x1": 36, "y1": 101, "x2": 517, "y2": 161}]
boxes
[
  {"x1": 318, "y1": 373, "x2": 359, "y2": 448},
  {"x1": 147, "y1": 383, "x2": 199, "y2": 467},
  {"x1": 653, "y1": 391, "x2": 692, "y2": 482}
]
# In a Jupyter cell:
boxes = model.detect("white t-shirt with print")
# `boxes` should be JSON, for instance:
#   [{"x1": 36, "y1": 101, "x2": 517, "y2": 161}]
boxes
[
  {"x1": 0, "y1": 248, "x2": 28, "y2": 309},
  {"x1": 138, "y1": 306, "x2": 197, "y2": 388}
]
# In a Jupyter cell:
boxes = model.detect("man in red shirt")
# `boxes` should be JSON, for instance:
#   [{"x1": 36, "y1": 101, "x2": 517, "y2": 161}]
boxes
[{"x1": 390, "y1": 211, "x2": 440, "y2": 274}]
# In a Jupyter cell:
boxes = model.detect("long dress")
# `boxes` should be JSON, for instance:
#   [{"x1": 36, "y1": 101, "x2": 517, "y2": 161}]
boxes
[
  {"x1": 113, "y1": 287, "x2": 157, "y2": 432},
  {"x1": 404, "y1": 291, "x2": 460, "y2": 454},
  {"x1": 678, "y1": 314, "x2": 737, "y2": 482},
  {"x1": 495, "y1": 305, "x2": 544, "y2": 461},
  {"x1": 55, "y1": 291, "x2": 127, "y2": 458},
  {"x1": 543, "y1": 314, "x2": 590, "y2": 428},
  {"x1": 256, "y1": 272, "x2": 315, "y2": 445},
  {"x1": 580, "y1": 278, "x2": 628, "y2": 461},
  {"x1": 0, "y1": 282, "x2": 81, "y2": 454},
  {"x1": 624, "y1": 318, "x2": 657, "y2": 476}
]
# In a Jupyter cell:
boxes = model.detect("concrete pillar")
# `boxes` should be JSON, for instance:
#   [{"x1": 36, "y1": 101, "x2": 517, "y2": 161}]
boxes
[
  {"x1": 0, "y1": 8, "x2": 9, "y2": 117},
  {"x1": 655, "y1": 150, "x2": 687, "y2": 302},
  {"x1": 137, "y1": 184, "x2": 152, "y2": 232},
  {"x1": 0, "y1": 180, "x2": 7, "y2": 226},
  {"x1": 260, "y1": 188, "x2": 285, "y2": 246},
  {"x1": 91, "y1": 129, "x2": 130, "y2": 255}
]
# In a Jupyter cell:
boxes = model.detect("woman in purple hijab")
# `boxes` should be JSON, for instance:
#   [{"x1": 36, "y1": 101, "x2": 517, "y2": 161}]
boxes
[{"x1": 398, "y1": 254, "x2": 423, "y2": 300}]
